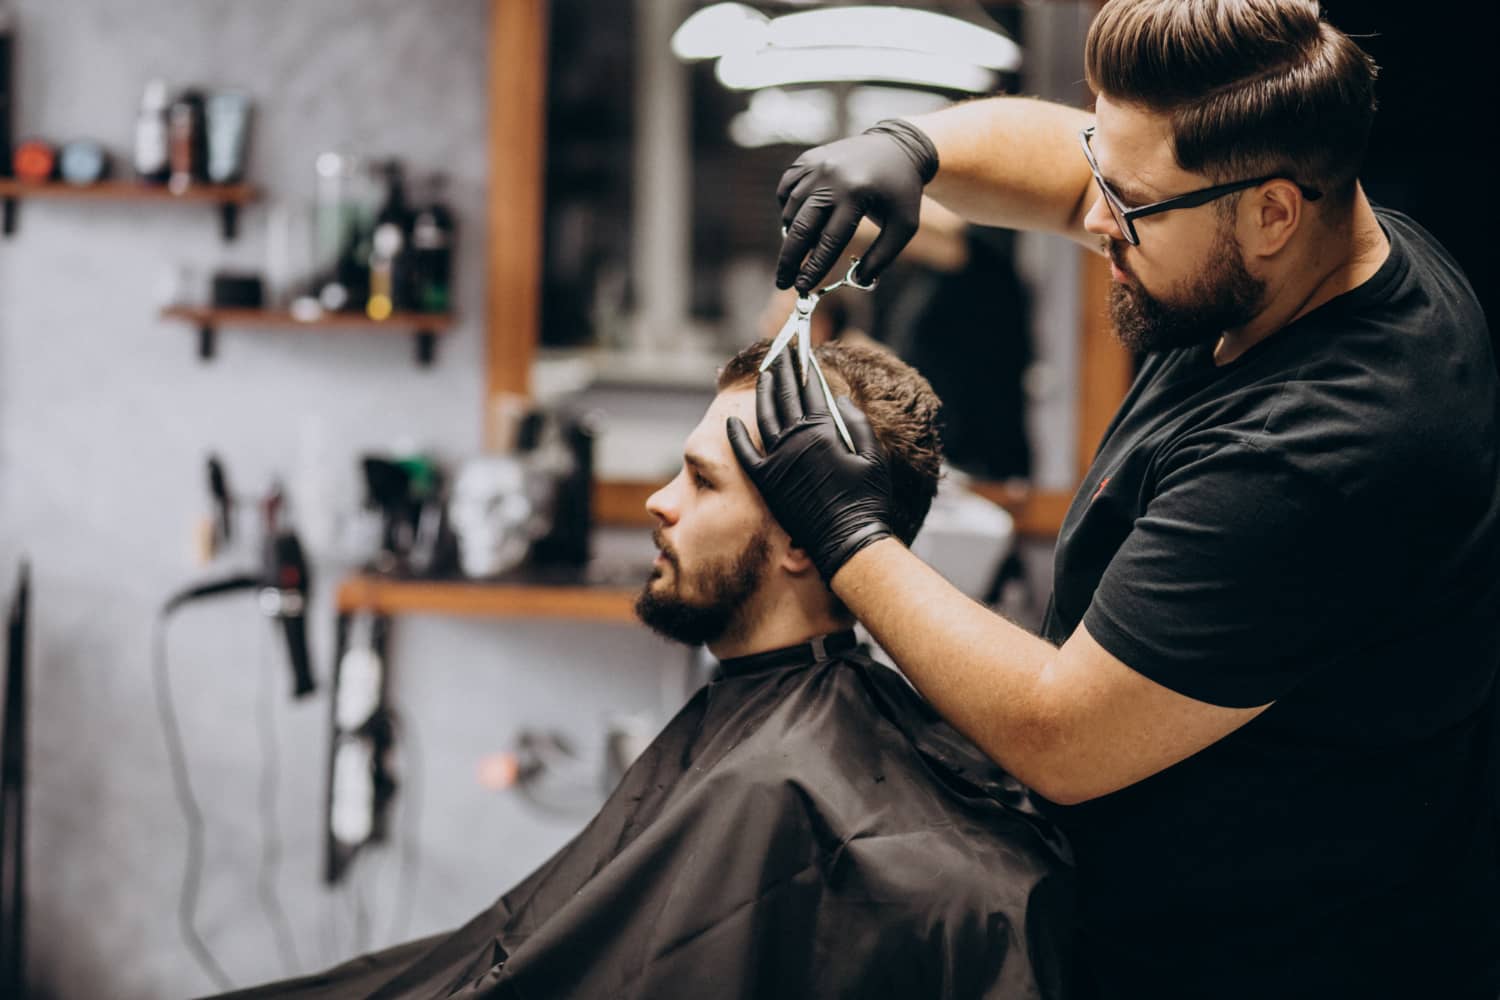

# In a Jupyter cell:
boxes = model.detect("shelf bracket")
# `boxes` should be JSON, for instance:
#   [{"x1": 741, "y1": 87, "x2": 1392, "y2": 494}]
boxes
[
  {"x1": 220, "y1": 203, "x2": 239, "y2": 242},
  {"x1": 197, "y1": 323, "x2": 217, "y2": 361},
  {"x1": 414, "y1": 330, "x2": 437, "y2": 367},
  {"x1": 2, "y1": 196, "x2": 15, "y2": 237}
]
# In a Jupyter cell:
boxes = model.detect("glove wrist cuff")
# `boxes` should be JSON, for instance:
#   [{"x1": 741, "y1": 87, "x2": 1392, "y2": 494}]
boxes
[
  {"x1": 817, "y1": 522, "x2": 893, "y2": 583},
  {"x1": 864, "y1": 119, "x2": 940, "y2": 184}
]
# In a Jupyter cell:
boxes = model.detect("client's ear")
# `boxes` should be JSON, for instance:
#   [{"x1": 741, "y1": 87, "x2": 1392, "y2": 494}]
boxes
[
  {"x1": 766, "y1": 520, "x2": 817, "y2": 577},
  {"x1": 779, "y1": 545, "x2": 817, "y2": 577}
]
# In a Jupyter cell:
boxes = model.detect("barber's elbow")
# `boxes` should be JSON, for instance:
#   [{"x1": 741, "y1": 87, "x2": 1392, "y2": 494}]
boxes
[
  {"x1": 1028, "y1": 778, "x2": 1098, "y2": 807},
  {"x1": 1004, "y1": 687, "x2": 1102, "y2": 807},
  {"x1": 1016, "y1": 754, "x2": 1106, "y2": 807},
  {"x1": 1010, "y1": 754, "x2": 1097, "y2": 806}
]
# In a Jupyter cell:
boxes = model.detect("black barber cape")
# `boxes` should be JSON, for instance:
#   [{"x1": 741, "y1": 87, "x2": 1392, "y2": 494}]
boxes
[{"x1": 221, "y1": 632, "x2": 1073, "y2": 999}]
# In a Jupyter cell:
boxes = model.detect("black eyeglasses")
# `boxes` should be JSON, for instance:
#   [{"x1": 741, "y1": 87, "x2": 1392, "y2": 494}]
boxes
[{"x1": 1079, "y1": 125, "x2": 1322, "y2": 246}]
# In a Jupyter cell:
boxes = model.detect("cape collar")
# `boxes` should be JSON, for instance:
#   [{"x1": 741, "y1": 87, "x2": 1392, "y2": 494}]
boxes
[{"x1": 714, "y1": 629, "x2": 860, "y2": 679}]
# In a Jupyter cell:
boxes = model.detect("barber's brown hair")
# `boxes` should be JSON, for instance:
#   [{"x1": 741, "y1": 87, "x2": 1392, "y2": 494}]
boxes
[
  {"x1": 1085, "y1": 0, "x2": 1378, "y2": 210},
  {"x1": 718, "y1": 339, "x2": 942, "y2": 546}
]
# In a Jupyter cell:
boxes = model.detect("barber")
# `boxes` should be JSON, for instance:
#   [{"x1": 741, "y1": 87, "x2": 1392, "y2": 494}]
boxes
[{"x1": 728, "y1": 1, "x2": 1499, "y2": 996}]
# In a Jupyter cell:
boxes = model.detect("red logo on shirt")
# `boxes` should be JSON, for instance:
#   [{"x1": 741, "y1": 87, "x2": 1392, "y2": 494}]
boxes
[{"x1": 1092, "y1": 476, "x2": 1112, "y2": 501}]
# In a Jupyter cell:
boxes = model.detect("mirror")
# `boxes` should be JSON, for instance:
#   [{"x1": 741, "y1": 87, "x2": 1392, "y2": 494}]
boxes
[{"x1": 489, "y1": 1, "x2": 1126, "y2": 535}]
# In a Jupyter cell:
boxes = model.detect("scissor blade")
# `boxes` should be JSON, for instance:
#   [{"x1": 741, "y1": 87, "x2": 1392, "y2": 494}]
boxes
[
  {"x1": 797, "y1": 316, "x2": 811, "y2": 386},
  {"x1": 760, "y1": 310, "x2": 801, "y2": 373},
  {"x1": 810, "y1": 353, "x2": 857, "y2": 453}
]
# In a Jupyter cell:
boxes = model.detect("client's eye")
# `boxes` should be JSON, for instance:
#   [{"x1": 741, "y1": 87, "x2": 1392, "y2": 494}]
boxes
[{"x1": 693, "y1": 472, "x2": 713, "y2": 491}]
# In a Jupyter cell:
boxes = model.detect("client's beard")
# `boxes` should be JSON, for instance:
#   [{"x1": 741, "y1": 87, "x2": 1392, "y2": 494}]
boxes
[
  {"x1": 1109, "y1": 228, "x2": 1265, "y2": 356},
  {"x1": 635, "y1": 526, "x2": 772, "y2": 647}
]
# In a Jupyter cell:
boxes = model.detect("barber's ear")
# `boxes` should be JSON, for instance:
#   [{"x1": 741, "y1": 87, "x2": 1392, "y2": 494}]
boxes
[{"x1": 1248, "y1": 181, "x2": 1301, "y2": 256}]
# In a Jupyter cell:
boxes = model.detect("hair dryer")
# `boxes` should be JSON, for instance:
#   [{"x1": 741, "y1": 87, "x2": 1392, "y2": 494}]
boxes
[
  {"x1": 260, "y1": 530, "x2": 315, "y2": 698},
  {"x1": 162, "y1": 526, "x2": 316, "y2": 699}
]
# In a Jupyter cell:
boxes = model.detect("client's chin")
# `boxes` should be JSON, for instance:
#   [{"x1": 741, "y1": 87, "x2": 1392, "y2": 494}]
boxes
[{"x1": 634, "y1": 582, "x2": 735, "y2": 648}]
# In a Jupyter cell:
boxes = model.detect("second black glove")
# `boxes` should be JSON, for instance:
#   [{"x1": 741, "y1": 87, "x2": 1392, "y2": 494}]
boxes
[
  {"x1": 727, "y1": 349, "x2": 896, "y2": 582},
  {"x1": 775, "y1": 118, "x2": 940, "y2": 294}
]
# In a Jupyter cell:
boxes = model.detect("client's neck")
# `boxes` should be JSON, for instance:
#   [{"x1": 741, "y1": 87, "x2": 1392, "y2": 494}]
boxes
[{"x1": 706, "y1": 580, "x2": 852, "y2": 661}]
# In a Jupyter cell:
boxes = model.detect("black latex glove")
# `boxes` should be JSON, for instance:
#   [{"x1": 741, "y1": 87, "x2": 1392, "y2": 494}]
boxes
[
  {"x1": 727, "y1": 349, "x2": 896, "y2": 582},
  {"x1": 776, "y1": 118, "x2": 940, "y2": 294}
]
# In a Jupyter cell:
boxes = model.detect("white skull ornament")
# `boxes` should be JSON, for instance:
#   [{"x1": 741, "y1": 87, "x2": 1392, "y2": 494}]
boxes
[{"x1": 447, "y1": 455, "x2": 554, "y2": 578}]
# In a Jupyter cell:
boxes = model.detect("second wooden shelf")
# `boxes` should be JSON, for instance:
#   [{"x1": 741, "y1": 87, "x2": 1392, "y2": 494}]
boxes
[
  {"x1": 336, "y1": 574, "x2": 640, "y2": 623},
  {"x1": 0, "y1": 179, "x2": 258, "y2": 240},
  {"x1": 161, "y1": 305, "x2": 455, "y2": 366}
]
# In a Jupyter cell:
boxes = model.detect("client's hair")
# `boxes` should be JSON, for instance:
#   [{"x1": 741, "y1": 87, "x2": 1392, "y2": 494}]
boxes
[{"x1": 718, "y1": 339, "x2": 943, "y2": 546}]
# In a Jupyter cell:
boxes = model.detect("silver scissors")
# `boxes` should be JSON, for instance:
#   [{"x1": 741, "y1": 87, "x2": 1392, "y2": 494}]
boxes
[{"x1": 760, "y1": 258, "x2": 878, "y2": 452}]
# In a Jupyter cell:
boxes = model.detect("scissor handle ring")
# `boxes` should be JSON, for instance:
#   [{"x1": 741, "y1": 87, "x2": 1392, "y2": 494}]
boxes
[{"x1": 845, "y1": 258, "x2": 878, "y2": 291}]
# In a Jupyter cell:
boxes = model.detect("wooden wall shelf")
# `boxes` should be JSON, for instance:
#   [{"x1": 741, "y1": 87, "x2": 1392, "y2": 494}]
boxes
[
  {"x1": 0, "y1": 179, "x2": 258, "y2": 240},
  {"x1": 336, "y1": 574, "x2": 639, "y2": 624},
  {"x1": 160, "y1": 305, "x2": 454, "y2": 366}
]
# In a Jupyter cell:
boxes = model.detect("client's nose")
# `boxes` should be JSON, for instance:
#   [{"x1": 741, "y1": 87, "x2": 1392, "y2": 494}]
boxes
[{"x1": 645, "y1": 474, "x2": 682, "y2": 525}]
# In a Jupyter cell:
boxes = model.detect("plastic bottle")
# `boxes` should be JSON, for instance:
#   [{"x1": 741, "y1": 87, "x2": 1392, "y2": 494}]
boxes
[
  {"x1": 133, "y1": 79, "x2": 171, "y2": 184},
  {"x1": 366, "y1": 160, "x2": 412, "y2": 321},
  {"x1": 410, "y1": 173, "x2": 456, "y2": 314},
  {"x1": 167, "y1": 88, "x2": 207, "y2": 193}
]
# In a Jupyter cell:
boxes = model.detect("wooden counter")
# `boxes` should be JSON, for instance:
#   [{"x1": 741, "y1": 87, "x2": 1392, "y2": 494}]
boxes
[{"x1": 335, "y1": 574, "x2": 639, "y2": 623}]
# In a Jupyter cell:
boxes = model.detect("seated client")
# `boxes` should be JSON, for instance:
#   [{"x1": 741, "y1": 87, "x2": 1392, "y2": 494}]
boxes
[{"x1": 223, "y1": 340, "x2": 1073, "y2": 999}]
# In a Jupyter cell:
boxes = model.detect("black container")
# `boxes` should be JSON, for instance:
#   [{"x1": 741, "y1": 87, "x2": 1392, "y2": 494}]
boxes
[
  {"x1": 366, "y1": 160, "x2": 414, "y2": 318},
  {"x1": 410, "y1": 174, "x2": 456, "y2": 314},
  {"x1": 529, "y1": 412, "x2": 596, "y2": 569},
  {"x1": 211, "y1": 271, "x2": 264, "y2": 309},
  {"x1": 0, "y1": 13, "x2": 14, "y2": 179}
]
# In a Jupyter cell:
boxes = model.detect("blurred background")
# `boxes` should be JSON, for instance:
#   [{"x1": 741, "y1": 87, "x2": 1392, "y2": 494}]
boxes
[{"x1": 0, "y1": 1, "x2": 1483, "y2": 996}]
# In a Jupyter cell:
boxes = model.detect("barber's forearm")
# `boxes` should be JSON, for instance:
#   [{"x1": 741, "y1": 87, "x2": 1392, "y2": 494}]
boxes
[
  {"x1": 909, "y1": 96, "x2": 1097, "y2": 245},
  {"x1": 832, "y1": 537, "x2": 1062, "y2": 784}
]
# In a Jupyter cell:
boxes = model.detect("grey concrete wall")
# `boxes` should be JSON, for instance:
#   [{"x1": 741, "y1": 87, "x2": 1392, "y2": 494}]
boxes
[{"x1": 0, "y1": 2, "x2": 682, "y2": 996}]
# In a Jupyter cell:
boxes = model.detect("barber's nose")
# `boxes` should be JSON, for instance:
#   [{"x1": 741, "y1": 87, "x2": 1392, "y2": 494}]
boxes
[{"x1": 1083, "y1": 191, "x2": 1122, "y2": 241}]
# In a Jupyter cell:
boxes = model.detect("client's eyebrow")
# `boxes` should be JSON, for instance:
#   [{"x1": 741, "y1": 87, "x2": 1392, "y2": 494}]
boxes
[{"x1": 684, "y1": 450, "x2": 731, "y2": 481}]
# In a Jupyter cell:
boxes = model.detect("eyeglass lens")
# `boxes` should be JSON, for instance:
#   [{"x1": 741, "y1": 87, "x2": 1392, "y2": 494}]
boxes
[{"x1": 1082, "y1": 129, "x2": 1136, "y2": 245}]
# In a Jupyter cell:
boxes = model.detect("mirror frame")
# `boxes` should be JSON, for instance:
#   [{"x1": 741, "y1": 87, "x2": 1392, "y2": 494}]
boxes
[{"x1": 485, "y1": 0, "x2": 1129, "y2": 539}]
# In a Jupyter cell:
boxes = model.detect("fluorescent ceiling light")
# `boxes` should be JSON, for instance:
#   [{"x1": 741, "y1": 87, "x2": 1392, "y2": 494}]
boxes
[
  {"x1": 731, "y1": 87, "x2": 840, "y2": 147},
  {"x1": 729, "y1": 85, "x2": 955, "y2": 148},
  {"x1": 730, "y1": 109, "x2": 831, "y2": 148},
  {"x1": 748, "y1": 85, "x2": 839, "y2": 124},
  {"x1": 672, "y1": 3, "x2": 1020, "y2": 73},
  {"x1": 767, "y1": 6, "x2": 1020, "y2": 70},
  {"x1": 716, "y1": 45, "x2": 997, "y2": 92},
  {"x1": 671, "y1": 3, "x2": 769, "y2": 60},
  {"x1": 845, "y1": 85, "x2": 952, "y2": 130}
]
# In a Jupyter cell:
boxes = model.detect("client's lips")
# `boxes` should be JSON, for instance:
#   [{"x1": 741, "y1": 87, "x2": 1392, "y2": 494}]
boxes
[{"x1": 651, "y1": 530, "x2": 678, "y2": 568}]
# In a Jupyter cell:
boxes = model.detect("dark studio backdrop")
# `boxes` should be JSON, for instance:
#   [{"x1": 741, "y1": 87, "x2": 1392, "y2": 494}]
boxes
[{"x1": 1322, "y1": 2, "x2": 1492, "y2": 343}]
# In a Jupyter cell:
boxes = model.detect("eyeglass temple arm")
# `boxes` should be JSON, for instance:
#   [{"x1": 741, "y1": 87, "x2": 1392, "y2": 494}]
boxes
[{"x1": 1128, "y1": 176, "x2": 1323, "y2": 222}]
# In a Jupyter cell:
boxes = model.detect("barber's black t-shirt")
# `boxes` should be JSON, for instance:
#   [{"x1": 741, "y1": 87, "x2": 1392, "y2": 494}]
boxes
[{"x1": 1040, "y1": 208, "x2": 1500, "y2": 998}]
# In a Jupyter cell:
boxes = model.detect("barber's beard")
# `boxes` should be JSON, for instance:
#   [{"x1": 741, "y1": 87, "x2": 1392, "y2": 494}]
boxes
[
  {"x1": 1108, "y1": 229, "x2": 1265, "y2": 356},
  {"x1": 635, "y1": 526, "x2": 772, "y2": 647}
]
